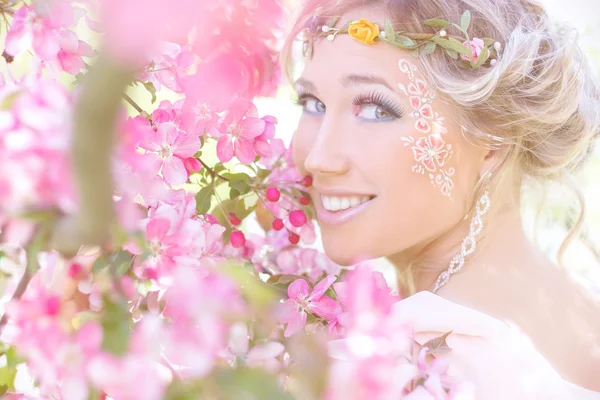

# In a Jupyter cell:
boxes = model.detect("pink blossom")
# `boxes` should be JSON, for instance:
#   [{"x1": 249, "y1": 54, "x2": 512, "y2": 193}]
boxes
[
  {"x1": 214, "y1": 99, "x2": 265, "y2": 164},
  {"x1": 253, "y1": 115, "x2": 278, "y2": 158},
  {"x1": 460, "y1": 37, "x2": 485, "y2": 62},
  {"x1": 139, "y1": 42, "x2": 195, "y2": 93},
  {"x1": 5, "y1": 4, "x2": 86, "y2": 61},
  {"x1": 0, "y1": 76, "x2": 76, "y2": 214},
  {"x1": 279, "y1": 275, "x2": 340, "y2": 337},
  {"x1": 56, "y1": 30, "x2": 93, "y2": 75},
  {"x1": 139, "y1": 122, "x2": 201, "y2": 186},
  {"x1": 220, "y1": 322, "x2": 284, "y2": 373}
]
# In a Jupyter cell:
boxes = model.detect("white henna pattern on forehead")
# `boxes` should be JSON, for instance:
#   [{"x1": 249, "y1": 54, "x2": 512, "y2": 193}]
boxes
[{"x1": 398, "y1": 58, "x2": 455, "y2": 198}]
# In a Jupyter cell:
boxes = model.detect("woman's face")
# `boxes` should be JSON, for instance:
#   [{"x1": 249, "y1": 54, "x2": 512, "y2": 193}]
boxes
[{"x1": 292, "y1": 9, "x2": 489, "y2": 266}]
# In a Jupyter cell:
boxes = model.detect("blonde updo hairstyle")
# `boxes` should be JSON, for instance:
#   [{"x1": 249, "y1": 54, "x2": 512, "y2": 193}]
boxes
[{"x1": 282, "y1": 0, "x2": 600, "y2": 294}]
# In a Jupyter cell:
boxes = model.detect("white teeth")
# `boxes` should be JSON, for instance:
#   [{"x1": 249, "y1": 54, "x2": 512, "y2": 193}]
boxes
[
  {"x1": 323, "y1": 196, "x2": 331, "y2": 210},
  {"x1": 321, "y1": 195, "x2": 372, "y2": 212},
  {"x1": 340, "y1": 197, "x2": 350, "y2": 210}
]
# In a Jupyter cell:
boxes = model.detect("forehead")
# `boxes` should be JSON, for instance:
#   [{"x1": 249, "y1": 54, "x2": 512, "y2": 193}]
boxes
[{"x1": 298, "y1": 8, "x2": 425, "y2": 90}]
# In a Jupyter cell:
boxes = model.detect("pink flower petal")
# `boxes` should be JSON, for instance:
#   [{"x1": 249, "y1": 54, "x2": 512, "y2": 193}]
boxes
[
  {"x1": 172, "y1": 133, "x2": 201, "y2": 158},
  {"x1": 216, "y1": 136, "x2": 234, "y2": 163},
  {"x1": 284, "y1": 310, "x2": 307, "y2": 337},
  {"x1": 234, "y1": 138, "x2": 256, "y2": 164},
  {"x1": 157, "y1": 122, "x2": 179, "y2": 145},
  {"x1": 161, "y1": 156, "x2": 187, "y2": 186},
  {"x1": 239, "y1": 117, "x2": 265, "y2": 140},
  {"x1": 308, "y1": 275, "x2": 336, "y2": 301},
  {"x1": 309, "y1": 295, "x2": 341, "y2": 320},
  {"x1": 146, "y1": 218, "x2": 171, "y2": 241},
  {"x1": 288, "y1": 279, "x2": 310, "y2": 300}
]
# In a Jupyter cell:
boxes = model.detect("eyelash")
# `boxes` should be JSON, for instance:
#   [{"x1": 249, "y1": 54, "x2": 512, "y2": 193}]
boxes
[
  {"x1": 293, "y1": 90, "x2": 405, "y2": 120},
  {"x1": 292, "y1": 90, "x2": 316, "y2": 107},
  {"x1": 352, "y1": 91, "x2": 405, "y2": 119}
]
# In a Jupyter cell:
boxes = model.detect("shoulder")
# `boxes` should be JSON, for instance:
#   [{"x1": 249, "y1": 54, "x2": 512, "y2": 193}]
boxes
[
  {"x1": 394, "y1": 292, "x2": 574, "y2": 399},
  {"x1": 440, "y1": 261, "x2": 600, "y2": 391},
  {"x1": 395, "y1": 290, "x2": 600, "y2": 398}
]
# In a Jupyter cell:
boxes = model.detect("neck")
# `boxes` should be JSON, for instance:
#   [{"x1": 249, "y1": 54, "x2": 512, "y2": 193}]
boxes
[{"x1": 387, "y1": 196, "x2": 528, "y2": 295}]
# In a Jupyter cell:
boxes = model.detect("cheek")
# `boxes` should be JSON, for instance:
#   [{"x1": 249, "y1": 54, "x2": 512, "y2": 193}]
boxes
[{"x1": 291, "y1": 118, "x2": 317, "y2": 174}]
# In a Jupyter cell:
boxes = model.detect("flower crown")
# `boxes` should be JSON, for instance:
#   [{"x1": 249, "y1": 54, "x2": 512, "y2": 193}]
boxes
[{"x1": 302, "y1": 11, "x2": 502, "y2": 69}]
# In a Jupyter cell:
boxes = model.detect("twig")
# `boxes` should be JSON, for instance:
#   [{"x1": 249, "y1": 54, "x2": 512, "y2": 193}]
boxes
[
  {"x1": 0, "y1": 270, "x2": 31, "y2": 335},
  {"x1": 199, "y1": 158, "x2": 230, "y2": 182},
  {"x1": 123, "y1": 93, "x2": 152, "y2": 122}
]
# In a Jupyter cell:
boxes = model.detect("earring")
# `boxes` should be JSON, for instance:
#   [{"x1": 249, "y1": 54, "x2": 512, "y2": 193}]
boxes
[{"x1": 433, "y1": 189, "x2": 491, "y2": 293}]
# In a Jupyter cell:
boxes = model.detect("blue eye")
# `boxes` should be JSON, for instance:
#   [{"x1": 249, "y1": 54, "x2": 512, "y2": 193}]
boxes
[
  {"x1": 352, "y1": 91, "x2": 405, "y2": 122},
  {"x1": 355, "y1": 104, "x2": 393, "y2": 121},
  {"x1": 295, "y1": 93, "x2": 326, "y2": 115}
]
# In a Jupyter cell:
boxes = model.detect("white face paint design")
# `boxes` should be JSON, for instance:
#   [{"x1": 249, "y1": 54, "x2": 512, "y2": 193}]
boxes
[{"x1": 397, "y1": 58, "x2": 455, "y2": 198}]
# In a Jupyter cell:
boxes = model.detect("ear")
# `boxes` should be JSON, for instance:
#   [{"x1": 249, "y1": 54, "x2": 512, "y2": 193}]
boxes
[{"x1": 479, "y1": 147, "x2": 507, "y2": 179}]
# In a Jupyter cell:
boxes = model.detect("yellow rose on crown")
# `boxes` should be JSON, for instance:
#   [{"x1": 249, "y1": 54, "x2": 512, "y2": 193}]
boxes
[{"x1": 347, "y1": 19, "x2": 380, "y2": 45}]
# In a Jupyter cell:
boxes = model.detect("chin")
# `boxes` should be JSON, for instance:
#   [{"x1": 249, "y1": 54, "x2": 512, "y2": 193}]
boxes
[{"x1": 322, "y1": 236, "x2": 377, "y2": 267}]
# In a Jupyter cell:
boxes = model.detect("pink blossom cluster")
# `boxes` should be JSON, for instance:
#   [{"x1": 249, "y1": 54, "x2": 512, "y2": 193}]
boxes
[
  {"x1": 277, "y1": 267, "x2": 471, "y2": 399},
  {"x1": 5, "y1": 1, "x2": 93, "y2": 75},
  {"x1": 0, "y1": 75, "x2": 76, "y2": 218}
]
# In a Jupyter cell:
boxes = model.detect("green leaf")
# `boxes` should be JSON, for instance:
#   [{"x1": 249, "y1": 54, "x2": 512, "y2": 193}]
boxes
[
  {"x1": 196, "y1": 186, "x2": 214, "y2": 215},
  {"x1": 483, "y1": 37, "x2": 495, "y2": 47},
  {"x1": 6, "y1": 346, "x2": 22, "y2": 369},
  {"x1": 256, "y1": 168, "x2": 271, "y2": 181},
  {"x1": 458, "y1": 59, "x2": 472, "y2": 69},
  {"x1": 445, "y1": 48, "x2": 459, "y2": 59},
  {"x1": 460, "y1": 10, "x2": 471, "y2": 31},
  {"x1": 451, "y1": 23, "x2": 466, "y2": 35},
  {"x1": 229, "y1": 179, "x2": 251, "y2": 196},
  {"x1": 100, "y1": 296, "x2": 132, "y2": 356},
  {"x1": 447, "y1": 37, "x2": 471, "y2": 55},
  {"x1": 396, "y1": 35, "x2": 417, "y2": 47},
  {"x1": 92, "y1": 254, "x2": 109, "y2": 273},
  {"x1": 474, "y1": 46, "x2": 489, "y2": 68},
  {"x1": 327, "y1": 16, "x2": 340, "y2": 28},
  {"x1": 235, "y1": 200, "x2": 255, "y2": 220},
  {"x1": 112, "y1": 251, "x2": 132, "y2": 276},
  {"x1": 424, "y1": 18, "x2": 451, "y2": 28},
  {"x1": 229, "y1": 188, "x2": 241, "y2": 199},
  {"x1": 384, "y1": 19, "x2": 396, "y2": 42},
  {"x1": 0, "y1": 367, "x2": 17, "y2": 391},
  {"x1": 421, "y1": 42, "x2": 437, "y2": 55},
  {"x1": 142, "y1": 81, "x2": 157, "y2": 104}
]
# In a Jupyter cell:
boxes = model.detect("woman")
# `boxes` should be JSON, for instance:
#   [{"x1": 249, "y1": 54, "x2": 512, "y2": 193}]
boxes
[{"x1": 284, "y1": 0, "x2": 600, "y2": 397}]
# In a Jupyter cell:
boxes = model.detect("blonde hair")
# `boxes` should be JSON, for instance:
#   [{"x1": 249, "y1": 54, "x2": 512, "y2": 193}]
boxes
[{"x1": 282, "y1": 0, "x2": 600, "y2": 294}]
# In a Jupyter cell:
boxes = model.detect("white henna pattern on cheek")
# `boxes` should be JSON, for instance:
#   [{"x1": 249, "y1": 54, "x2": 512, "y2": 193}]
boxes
[{"x1": 397, "y1": 58, "x2": 455, "y2": 198}]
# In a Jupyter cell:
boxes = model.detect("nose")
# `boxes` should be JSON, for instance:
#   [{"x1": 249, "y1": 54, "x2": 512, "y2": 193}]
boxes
[{"x1": 303, "y1": 115, "x2": 350, "y2": 177}]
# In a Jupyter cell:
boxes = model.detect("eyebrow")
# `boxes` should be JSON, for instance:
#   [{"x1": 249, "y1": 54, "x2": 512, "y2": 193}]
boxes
[
  {"x1": 341, "y1": 74, "x2": 395, "y2": 92},
  {"x1": 294, "y1": 74, "x2": 396, "y2": 94}
]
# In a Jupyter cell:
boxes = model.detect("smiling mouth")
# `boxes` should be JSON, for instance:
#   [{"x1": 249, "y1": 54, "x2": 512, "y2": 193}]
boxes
[{"x1": 320, "y1": 194, "x2": 377, "y2": 212}]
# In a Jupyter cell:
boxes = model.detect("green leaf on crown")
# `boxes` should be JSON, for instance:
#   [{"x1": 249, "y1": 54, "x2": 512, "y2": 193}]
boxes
[
  {"x1": 460, "y1": 10, "x2": 471, "y2": 31},
  {"x1": 421, "y1": 42, "x2": 437, "y2": 55},
  {"x1": 483, "y1": 37, "x2": 495, "y2": 47},
  {"x1": 384, "y1": 19, "x2": 396, "y2": 42},
  {"x1": 474, "y1": 46, "x2": 490, "y2": 68},
  {"x1": 423, "y1": 18, "x2": 451, "y2": 28},
  {"x1": 445, "y1": 49, "x2": 459, "y2": 59}
]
